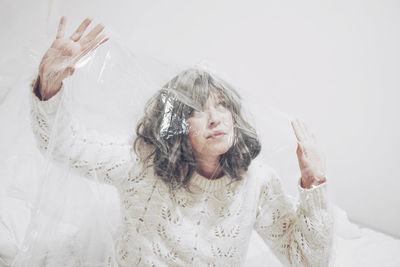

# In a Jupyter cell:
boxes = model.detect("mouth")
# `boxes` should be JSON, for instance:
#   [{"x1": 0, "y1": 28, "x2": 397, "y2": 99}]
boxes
[{"x1": 207, "y1": 131, "x2": 226, "y2": 139}]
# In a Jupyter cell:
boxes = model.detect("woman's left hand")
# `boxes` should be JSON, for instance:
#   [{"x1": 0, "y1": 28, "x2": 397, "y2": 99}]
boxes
[{"x1": 291, "y1": 119, "x2": 327, "y2": 189}]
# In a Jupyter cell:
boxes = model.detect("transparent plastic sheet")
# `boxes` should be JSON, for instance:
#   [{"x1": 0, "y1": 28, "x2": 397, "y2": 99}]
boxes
[
  {"x1": 0, "y1": 27, "x2": 175, "y2": 266},
  {"x1": 0, "y1": 19, "x2": 339, "y2": 267}
]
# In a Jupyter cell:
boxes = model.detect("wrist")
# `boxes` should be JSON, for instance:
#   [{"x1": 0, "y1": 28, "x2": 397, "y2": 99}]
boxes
[
  {"x1": 35, "y1": 75, "x2": 62, "y2": 101},
  {"x1": 301, "y1": 176, "x2": 327, "y2": 189}
]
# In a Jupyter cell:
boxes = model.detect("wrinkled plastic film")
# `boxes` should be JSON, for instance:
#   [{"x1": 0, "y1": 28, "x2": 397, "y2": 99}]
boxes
[
  {"x1": 0, "y1": 18, "x2": 337, "y2": 267},
  {"x1": 13, "y1": 75, "x2": 120, "y2": 266},
  {"x1": 0, "y1": 25, "x2": 171, "y2": 266}
]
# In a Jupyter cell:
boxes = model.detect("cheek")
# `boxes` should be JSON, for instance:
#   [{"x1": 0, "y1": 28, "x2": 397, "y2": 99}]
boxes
[
  {"x1": 188, "y1": 134, "x2": 201, "y2": 154},
  {"x1": 223, "y1": 113, "x2": 234, "y2": 131},
  {"x1": 224, "y1": 114, "x2": 235, "y2": 147},
  {"x1": 188, "y1": 119, "x2": 202, "y2": 137},
  {"x1": 187, "y1": 120, "x2": 205, "y2": 150}
]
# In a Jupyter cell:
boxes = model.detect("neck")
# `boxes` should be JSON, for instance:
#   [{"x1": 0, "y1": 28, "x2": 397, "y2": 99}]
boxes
[{"x1": 195, "y1": 155, "x2": 223, "y2": 180}]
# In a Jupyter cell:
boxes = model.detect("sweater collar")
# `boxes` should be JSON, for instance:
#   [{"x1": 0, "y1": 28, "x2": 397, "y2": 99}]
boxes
[{"x1": 189, "y1": 172, "x2": 231, "y2": 192}]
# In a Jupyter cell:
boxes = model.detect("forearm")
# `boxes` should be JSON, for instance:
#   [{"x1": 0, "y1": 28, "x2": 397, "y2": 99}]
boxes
[
  {"x1": 255, "y1": 175, "x2": 334, "y2": 266},
  {"x1": 30, "y1": 79, "x2": 133, "y2": 184},
  {"x1": 294, "y1": 182, "x2": 334, "y2": 266}
]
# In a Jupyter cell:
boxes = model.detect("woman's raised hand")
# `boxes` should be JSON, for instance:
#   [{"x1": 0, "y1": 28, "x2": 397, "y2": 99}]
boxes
[
  {"x1": 37, "y1": 16, "x2": 109, "y2": 99},
  {"x1": 291, "y1": 119, "x2": 327, "y2": 189}
]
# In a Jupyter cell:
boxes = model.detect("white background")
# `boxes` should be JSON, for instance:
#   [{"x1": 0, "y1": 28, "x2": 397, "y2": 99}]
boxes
[{"x1": 1, "y1": 0, "x2": 399, "y2": 239}]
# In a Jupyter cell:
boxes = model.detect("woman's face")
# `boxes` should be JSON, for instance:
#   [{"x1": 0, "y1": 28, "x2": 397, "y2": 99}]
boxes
[{"x1": 187, "y1": 94, "x2": 234, "y2": 159}]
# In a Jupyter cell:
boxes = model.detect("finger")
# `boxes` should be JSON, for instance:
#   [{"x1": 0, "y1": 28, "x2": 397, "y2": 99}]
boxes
[
  {"x1": 296, "y1": 144, "x2": 302, "y2": 157},
  {"x1": 56, "y1": 16, "x2": 67, "y2": 39},
  {"x1": 303, "y1": 122, "x2": 317, "y2": 142},
  {"x1": 318, "y1": 177, "x2": 327, "y2": 184},
  {"x1": 291, "y1": 119, "x2": 306, "y2": 142},
  {"x1": 72, "y1": 34, "x2": 108, "y2": 65},
  {"x1": 303, "y1": 121, "x2": 319, "y2": 143},
  {"x1": 299, "y1": 120, "x2": 312, "y2": 141},
  {"x1": 70, "y1": 17, "x2": 92, "y2": 42},
  {"x1": 295, "y1": 119, "x2": 310, "y2": 141},
  {"x1": 304, "y1": 123, "x2": 318, "y2": 142},
  {"x1": 290, "y1": 120, "x2": 300, "y2": 141},
  {"x1": 86, "y1": 33, "x2": 108, "y2": 53},
  {"x1": 99, "y1": 35, "x2": 109, "y2": 45},
  {"x1": 62, "y1": 66, "x2": 74, "y2": 78},
  {"x1": 69, "y1": 66, "x2": 75, "y2": 76},
  {"x1": 80, "y1": 23, "x2": 105, "y2": 45}
]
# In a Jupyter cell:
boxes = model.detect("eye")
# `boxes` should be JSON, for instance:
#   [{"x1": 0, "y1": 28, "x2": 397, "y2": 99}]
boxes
[
  {"x1": 217, "y1": 100, "x2": 229, "y2": 109},
  {"x1": 188, "y1": 108, "x2": 203, "y2": 117}
]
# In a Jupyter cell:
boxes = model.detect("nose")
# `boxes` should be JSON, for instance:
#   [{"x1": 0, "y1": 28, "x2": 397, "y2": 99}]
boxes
[{"x1": 207, "y1": 109, "x2": 221, "y2": 128}]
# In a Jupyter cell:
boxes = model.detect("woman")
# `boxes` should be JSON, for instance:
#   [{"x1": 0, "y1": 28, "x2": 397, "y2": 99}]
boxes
[{"x1": 31, "y1": 16, "x2": 333, "y2": 266}]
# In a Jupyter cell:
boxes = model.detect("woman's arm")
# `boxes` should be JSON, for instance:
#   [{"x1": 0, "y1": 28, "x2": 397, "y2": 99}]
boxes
[
  {"x1": 254, "y1": 168, "x2": 334, "y2": 266},
  {"x1": 31, "y1": 77, "x2": 135, "y2": 185},
  {"x1": 254, "y1": 120, "x2": 333, "y2": 266},
  {"x1": 30, "y1": 17, "x2": 134, "y2": 185}
]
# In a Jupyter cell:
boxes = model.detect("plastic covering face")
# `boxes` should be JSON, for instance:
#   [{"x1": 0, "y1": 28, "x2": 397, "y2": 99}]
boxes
[{"x1": 0, "y1": 18, "x2": 335, "y2": 267}]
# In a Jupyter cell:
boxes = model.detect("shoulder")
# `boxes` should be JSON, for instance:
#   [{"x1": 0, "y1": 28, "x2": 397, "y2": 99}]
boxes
[
  {"x1": 246, "y1": 159, "x2": 288, "y2": 206},
  {"x1": 246, "y1": 158, "x2": 280, "y2": 185},
  {"x1": 240, "y1": 159, "x2": 282, "y2": 197}
]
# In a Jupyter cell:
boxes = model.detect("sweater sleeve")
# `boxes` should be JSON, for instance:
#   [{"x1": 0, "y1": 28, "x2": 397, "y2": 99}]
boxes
[
  {"x1": 30, "y1": 79, "x2": 135, "y2": 186},
  {"x1": 253, "y1": 167, "x2": 334, "y2": 267}
]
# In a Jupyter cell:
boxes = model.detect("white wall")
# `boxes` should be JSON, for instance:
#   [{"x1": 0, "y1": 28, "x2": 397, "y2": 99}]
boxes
[{"x1": 1, "y1": 0, "x2": 399, "y2": 237}]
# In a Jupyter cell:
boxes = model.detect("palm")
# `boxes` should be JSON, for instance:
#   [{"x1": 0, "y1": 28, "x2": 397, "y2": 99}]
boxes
[
  {"x1": 291, "y1": 119, "x2": 327, "y2": 188},
  {"x1": 40, "y1": 40, "x2": 79, "y2": 83},
  {"x1": 38, "y1": 17, "x2": 108, "y2": 98}
]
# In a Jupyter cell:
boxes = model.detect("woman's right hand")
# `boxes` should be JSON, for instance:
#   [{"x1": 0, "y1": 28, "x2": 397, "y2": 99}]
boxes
[{"x1": 37, "y1": 16, "x2": 109, "y2": 99}]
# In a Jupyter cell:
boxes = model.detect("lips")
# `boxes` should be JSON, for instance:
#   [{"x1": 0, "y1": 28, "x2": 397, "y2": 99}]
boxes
[{"x1": 207, "y1": 131, "x2": 226, "y2": 139}]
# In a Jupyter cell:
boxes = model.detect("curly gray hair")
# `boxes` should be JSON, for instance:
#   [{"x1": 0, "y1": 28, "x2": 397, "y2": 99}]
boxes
[{"x1": 134, "y1": 68, "x2": 261, "y2": 190}]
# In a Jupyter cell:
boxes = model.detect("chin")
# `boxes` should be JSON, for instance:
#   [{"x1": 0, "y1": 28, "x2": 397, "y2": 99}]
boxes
[{"x1": 208, "y1": 142, "x2": 233, "y2": 156}]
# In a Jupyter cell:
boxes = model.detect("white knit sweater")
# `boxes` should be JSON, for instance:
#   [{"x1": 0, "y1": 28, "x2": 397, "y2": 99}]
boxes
[{"x1": 30, "y1": 85, "x2": 334, "y2": 267}]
